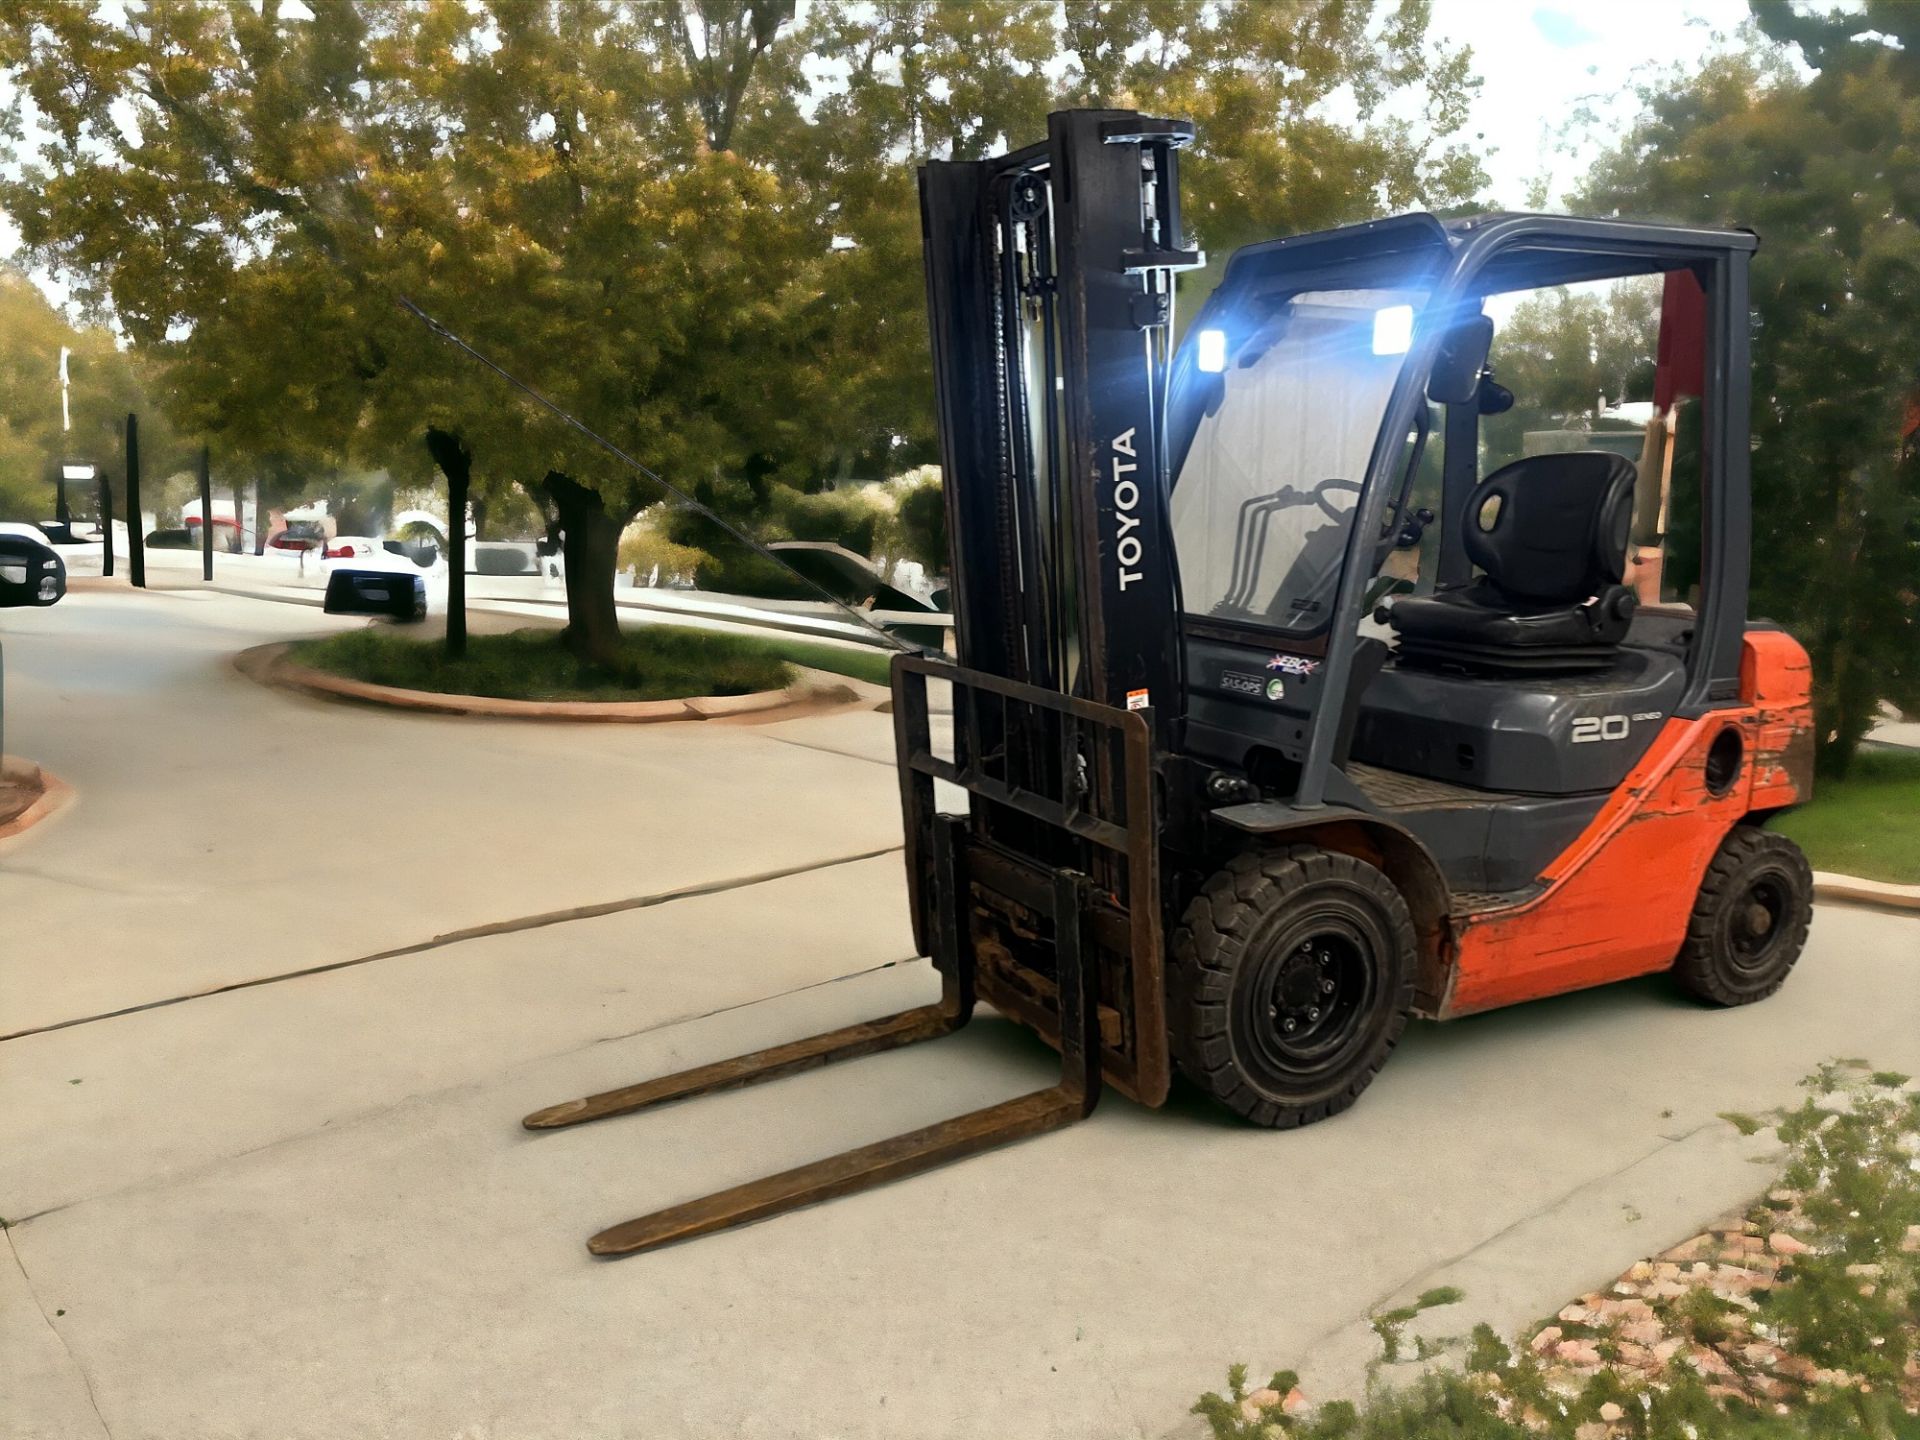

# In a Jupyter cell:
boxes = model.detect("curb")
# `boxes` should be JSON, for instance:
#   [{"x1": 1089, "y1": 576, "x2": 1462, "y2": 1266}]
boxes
[
  {"x1": 1811, "y1": 870, "x2": 1920, "y2": 914},
  {"x1": 235, "y1": 642, "x2": 856, "y2": 724},
  {"x1": 0, "y1": 756, "x2": 75, "y2": 843}
]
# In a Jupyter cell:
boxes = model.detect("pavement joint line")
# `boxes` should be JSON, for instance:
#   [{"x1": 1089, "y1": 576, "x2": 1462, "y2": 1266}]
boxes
[
  {"x1": 1290, "y1": 1114, "x2": 1754, "y2": 1376},
  {"x1": 4, "y1": 1226, "x2": 114, "y2": 1440},
  {"x1": 0, "y1": 843, "x2": 904, "y2": 1044},
  {"x1": 760, "y1": 732, "x2": 899, "y2": 769},
  {"x1": 3, "y1": 954, "x2": 929, "y2": 1230},
  {"x1": 571, "y1": 952, "x2": 922, "y2": 1056}
]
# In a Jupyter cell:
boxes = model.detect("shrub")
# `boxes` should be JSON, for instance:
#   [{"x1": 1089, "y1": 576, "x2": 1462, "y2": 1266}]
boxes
[
  {"x1": 893, "y1": 468, "x2": 948, "y2": 576},
  {"x1": 618, "y1": 511, "x2": 710, "y2": 586},
  {"x1": 771, "y1": 486, "x2": 886, "y2": 557}
]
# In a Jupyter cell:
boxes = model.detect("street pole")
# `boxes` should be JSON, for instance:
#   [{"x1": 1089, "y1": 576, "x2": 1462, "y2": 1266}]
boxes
[
  {"x1": 99, "y1": 472, "x2": 114, "y2": 578},
  {"x1": 56, "y1": 347, "x2": 71, "y2": 526},
  {"x1": 124, "y1": 413, "x2": 146, "y2": 589},
  {"x1": 199, "y1": 444, "x2": 214, "y2": 581}
]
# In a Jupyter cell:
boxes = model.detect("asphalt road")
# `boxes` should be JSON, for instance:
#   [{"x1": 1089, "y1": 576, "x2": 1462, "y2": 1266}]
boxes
[{"x1": 3, "y1": 588, "x2": 1916, "y2": 1440}]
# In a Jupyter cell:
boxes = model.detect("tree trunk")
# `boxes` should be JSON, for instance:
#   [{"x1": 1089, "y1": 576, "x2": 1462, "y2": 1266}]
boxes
[
  {"x1": 425, "y1": 427, "x2": 472, "y2": 661},
  {"x1": 540, "y1": 470, "x2": 626, "y2": 666}
]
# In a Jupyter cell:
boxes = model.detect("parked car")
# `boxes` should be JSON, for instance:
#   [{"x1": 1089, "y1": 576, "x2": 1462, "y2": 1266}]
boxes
[
  {"x1": 267, "y1": 522, "x2": 326, "y2": 553},
  {"x1": 323, "y1": 568, "x2": 426, "y2": 622},
  {"x1": 145, "y1": 527, "x2": 197, "y2": 549},
  {"x1": 382, "y1": 538, "x2": 440, "y2": 568},
  {"x1": 323, "y1": 535, "x2": 380, "y2": 560},
  {"x1": 0, "y1": 521, "x2": 53, "y2": 546},
  {"x1": 0, "y1": 532, "x2": 66, "y2": 607},
  {"x1": 36, "y1": 520, "x2": 90, "y2": 546}
]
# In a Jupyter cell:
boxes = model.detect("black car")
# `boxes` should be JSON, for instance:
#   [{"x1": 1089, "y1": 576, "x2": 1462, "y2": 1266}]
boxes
[
  {"x1": 37, "y1": 520, "x2": 86, "y2": 546},
  {"x1": 0, "y1": 533, "x2": 67, "y2": 607}
]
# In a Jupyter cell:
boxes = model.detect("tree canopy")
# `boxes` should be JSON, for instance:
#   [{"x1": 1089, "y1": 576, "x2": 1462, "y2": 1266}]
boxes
[
  {"x1": 0, "y1": 267, "x2": 168, "y2": 523},
  {"x1": 1577, "y1": 3, "x2": 1920, "y2": 771},
  {"x1": 0, "y1": 0, "x2": 1487, "y2": 653}
]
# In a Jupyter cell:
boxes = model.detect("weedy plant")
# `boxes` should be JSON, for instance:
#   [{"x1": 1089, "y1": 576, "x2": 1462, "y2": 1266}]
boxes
[{"x1": 1194, "y1": 1063, "x2": 1920, "y2": 1440}]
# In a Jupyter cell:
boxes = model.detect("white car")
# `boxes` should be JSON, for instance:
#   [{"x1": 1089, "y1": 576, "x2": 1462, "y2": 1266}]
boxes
[{"x1": 322, "y1": 535, "x2": 382, "y2": 561}]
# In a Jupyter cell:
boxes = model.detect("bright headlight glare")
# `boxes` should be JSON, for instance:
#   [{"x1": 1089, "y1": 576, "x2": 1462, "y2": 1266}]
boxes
[
  {"x1": 1372, "y1": 305, "x2": 1414, "y2": 356},
  {"x1": 1196, "y1": 328, "x2": 1227, "y2": 373}
]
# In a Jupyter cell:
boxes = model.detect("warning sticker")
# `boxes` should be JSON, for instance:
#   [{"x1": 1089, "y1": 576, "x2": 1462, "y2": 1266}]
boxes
[{"x1": 1126, "y1": 688, "x2": 1151, "y2": 711}]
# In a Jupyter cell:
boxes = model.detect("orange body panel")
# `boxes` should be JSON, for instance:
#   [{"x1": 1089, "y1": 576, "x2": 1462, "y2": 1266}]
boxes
[{"x1": 1438, "y1": 629, "x2": 1813, "y2": 1018}]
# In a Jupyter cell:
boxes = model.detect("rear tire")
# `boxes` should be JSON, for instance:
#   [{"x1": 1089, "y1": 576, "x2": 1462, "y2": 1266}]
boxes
[
  {"x1": 1673, "y1": 827, "x2": 1813, "y2": 1007},
  {"x1": 1169, "y1": 845, "x2": 1415, "y2": 1128}
]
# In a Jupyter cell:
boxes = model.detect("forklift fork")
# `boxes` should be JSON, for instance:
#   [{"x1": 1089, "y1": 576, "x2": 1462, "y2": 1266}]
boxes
[{"x1": 522, "y1": 820, "x2": 1104, "y2": 1258}]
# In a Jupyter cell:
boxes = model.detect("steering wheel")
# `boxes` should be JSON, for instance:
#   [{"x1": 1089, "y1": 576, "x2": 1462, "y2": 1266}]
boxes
[{"x1": 1310, "y1": 477, "x2": 1363, "y2": 521}]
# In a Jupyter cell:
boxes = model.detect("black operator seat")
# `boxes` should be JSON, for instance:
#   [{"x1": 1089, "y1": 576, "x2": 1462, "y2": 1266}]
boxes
[{"x1": 1383, "y1": 450, "x2": 1639, "y2": 674}]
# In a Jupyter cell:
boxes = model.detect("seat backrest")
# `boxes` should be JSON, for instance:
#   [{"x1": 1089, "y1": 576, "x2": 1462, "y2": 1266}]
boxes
[{"x1": 1462, "y1": 451, "x2": 1636, "y2": 605}]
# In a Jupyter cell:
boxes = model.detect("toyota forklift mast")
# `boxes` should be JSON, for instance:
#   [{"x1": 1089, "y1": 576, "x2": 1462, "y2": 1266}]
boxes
[{"x1": 523, "y1": 110, "x2": 1208, "y2": 1254}]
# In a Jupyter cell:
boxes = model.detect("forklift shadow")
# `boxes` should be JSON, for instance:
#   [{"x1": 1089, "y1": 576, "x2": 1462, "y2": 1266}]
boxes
[{"x1": 1153, "y1": 971, "x2": 1697, "y2": 1130}]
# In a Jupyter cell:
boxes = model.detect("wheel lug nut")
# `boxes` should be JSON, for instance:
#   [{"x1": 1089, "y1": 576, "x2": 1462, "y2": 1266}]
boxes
[
  {"x1": 1308, "y1": 1007, "x2": 1320, "y2": 1022},
  {"x1": 1321, "y1": 979, "x2": 1335, "y2": 994},
  {"x1": 1283, "y1": 1018, "x2": 1297, "y2": 1033}
]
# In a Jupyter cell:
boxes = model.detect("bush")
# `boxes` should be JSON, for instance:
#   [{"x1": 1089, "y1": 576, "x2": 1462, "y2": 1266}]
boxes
[
  {"x1": 772, "y1": 486, "x2": 886, "y2": 557},
  {"x1": 893, "y1": 469, "x2": 948, "y2": 576},
  {"x1": 289, "y1": 623, "x2": 896, "y2": 698},
  {"x1": 661, "y1": 482, "x2": 896, "y2": 599},
  {"x1": 291, "y1": 625, "x2": 792, "y2": 701},
  {"x1": 618, "y1": 512, "x2": 710, "y2": 586}
]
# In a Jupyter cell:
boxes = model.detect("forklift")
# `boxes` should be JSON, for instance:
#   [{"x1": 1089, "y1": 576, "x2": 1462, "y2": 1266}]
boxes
[{"x1": 523, "y1": 110, "x2": 1817, "y2": 1256}]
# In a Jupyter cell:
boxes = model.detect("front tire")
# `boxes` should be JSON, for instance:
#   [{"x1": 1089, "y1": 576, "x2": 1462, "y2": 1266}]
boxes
[
  {"x1": 1169, "y1": 845, "x2": 1415, "y2": 1128},
  {"x1": 1673, "y1": 827, "x2": 1814, "y2": 1006}
]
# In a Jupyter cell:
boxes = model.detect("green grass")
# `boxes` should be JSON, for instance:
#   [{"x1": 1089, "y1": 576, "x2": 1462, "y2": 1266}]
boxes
[
  {"x1": 290, "y1": 625, "x2": 810, "y2": 702},
  {"x1": 1769, "y1": 746, "x2": 1920, "y2": 884},
  {"x1": 771, "y1": 636, "x2": 897, "y2": 687}
]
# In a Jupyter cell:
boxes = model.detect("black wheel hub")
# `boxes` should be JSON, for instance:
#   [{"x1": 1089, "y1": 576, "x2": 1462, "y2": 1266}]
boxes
[
  {"x1": 1725, "y1": 873, "x2": 1790, "y2": 974},
  {"x1": 1240, "y1": 921, "x2": 1378, "y2": 1082}
]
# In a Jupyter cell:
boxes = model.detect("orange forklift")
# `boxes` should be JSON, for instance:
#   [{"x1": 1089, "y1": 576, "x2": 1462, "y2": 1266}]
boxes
[{"x1": 521, "y1": 110, "x2": 1817, "y2": 1256}]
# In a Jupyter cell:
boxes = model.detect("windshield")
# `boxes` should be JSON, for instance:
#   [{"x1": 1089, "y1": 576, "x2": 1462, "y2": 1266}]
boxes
[{"x1": 1172, "y1": 286, "x2": 1425, "y2": 633}]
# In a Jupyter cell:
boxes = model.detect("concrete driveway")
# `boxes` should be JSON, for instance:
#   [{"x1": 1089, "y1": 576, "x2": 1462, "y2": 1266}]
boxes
[
  {"x1": 4, "y1": 589, "x2": 1918, "y2": 1440},
  {"x1": 0, "y1": 588, "x2": 903, "y2": 1035}
]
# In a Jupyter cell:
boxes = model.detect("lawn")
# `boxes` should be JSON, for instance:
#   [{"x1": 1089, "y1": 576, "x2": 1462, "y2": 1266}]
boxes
[
  {"x1": 1769, "y1": 746, "x2": 1920, "y2": 885},
  {"x1": 768, "y1": 636, "x2": 897, "y2": 687},
  {"x1": 290, "y1": 624, "x2": 895, "y2": 702}
]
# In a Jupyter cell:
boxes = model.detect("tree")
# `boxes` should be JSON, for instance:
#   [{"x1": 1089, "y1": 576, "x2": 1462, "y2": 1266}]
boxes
[
  {"x1": 786, "y1": 0, "x2": 1488, "y2": 476},
  {"x1": 2, "y1": 1, "x2": 1487, "y2": 662},
  {"x1": 1579, "y1": 14, "x2": 1920, "y2": 774},
  {"x1": 1479, "y1": 278, "x2": 1661, "y2": 469},
  {"x1": 1, "y1": 1, "x2": 822, "y2": 662},
  {"x1": 0, "y1": 268, "x2": 171, "y2": 524}
]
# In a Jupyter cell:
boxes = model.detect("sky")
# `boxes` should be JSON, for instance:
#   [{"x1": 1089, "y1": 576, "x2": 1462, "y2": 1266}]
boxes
[
  {"x1": 1426, "y1": 0, "x2": 1758, "y2": 209},
  {"x1": 0, "y1": 0, "x2": 1766, "y2": 300}
]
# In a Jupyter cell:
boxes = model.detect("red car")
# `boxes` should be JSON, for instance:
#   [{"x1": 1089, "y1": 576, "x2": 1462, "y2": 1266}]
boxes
[{"x1": 267, "y1": 522, "x2": 326, "y2": 553}]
